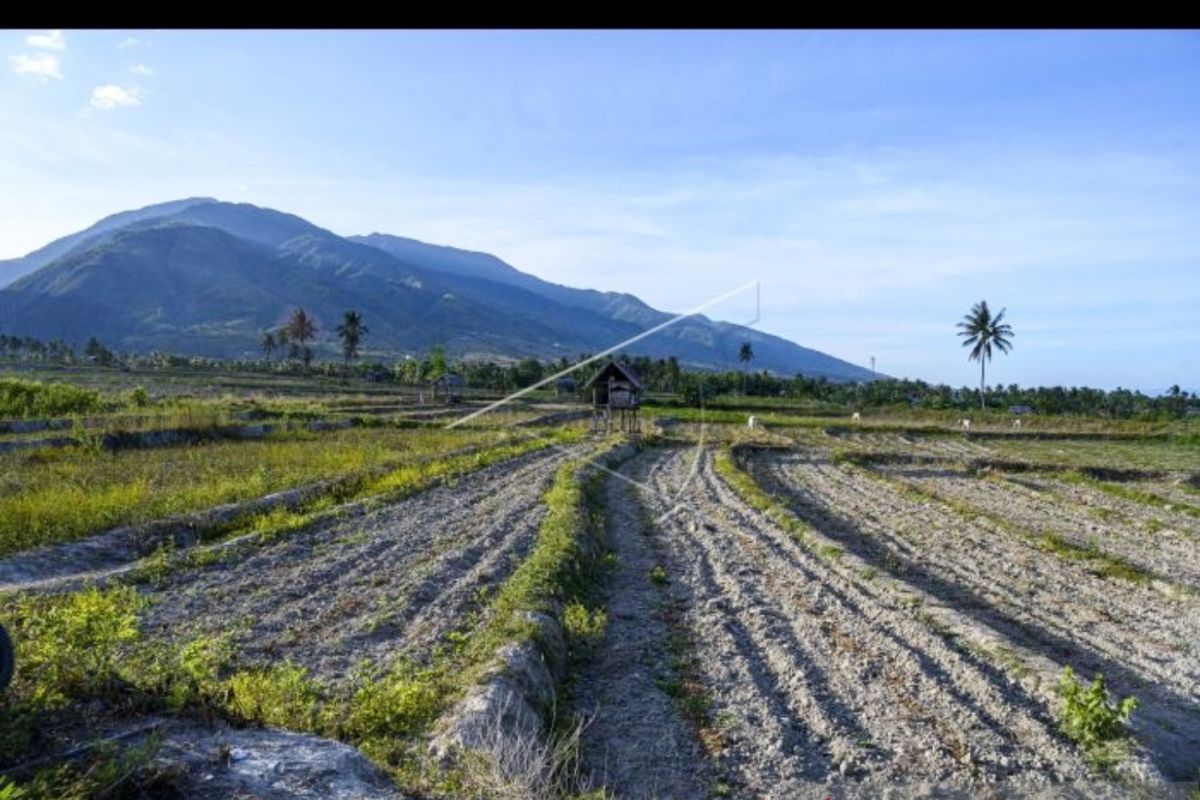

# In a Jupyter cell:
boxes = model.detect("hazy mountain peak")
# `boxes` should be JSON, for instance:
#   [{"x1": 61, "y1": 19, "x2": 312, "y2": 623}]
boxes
[
  {"x1": 0, "y1": 199, "x2": 875, "y2": 380},
  {"x1": 0, "y1": 197, "x2": 219, "y2": 286}
]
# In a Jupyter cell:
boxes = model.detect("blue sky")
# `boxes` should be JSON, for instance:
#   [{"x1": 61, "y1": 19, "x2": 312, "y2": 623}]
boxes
[{"x1": 2, "y1": 30, "x2": 1197, "y2": 391}]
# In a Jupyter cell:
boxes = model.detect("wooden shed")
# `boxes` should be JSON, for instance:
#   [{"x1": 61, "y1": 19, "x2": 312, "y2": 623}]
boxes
[
  {"x1": 432, "y1": 373, "x2": 464, "y2": 403},
  {"x1": 555, "y1": 376, "x2": 577, "y2": 397},
  {"x1": 584, "y1": 360, "x2": 642, "y2": 435}
]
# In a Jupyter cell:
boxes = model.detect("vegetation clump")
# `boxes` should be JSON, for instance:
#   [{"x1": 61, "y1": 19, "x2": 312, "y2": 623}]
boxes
[
  {"x1": 0, "y1": 378, "x2": 106, "y2": 419},
  {"x1": 1058, "y1": 666, "x2": 1138, "y2": 761}
]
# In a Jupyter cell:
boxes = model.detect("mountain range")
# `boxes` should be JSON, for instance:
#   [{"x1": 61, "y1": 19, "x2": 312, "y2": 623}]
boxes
[{"x1": 0, "y1": 199, "x2": 875, "y2": 380}]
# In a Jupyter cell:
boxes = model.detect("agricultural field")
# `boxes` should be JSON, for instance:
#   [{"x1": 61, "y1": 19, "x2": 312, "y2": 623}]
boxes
[{"x1": 1, "y1": 370, "x2": 1198, "y2": 798}]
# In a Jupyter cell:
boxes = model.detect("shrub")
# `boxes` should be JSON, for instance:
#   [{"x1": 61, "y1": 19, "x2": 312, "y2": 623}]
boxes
[
  {"x1": 0, "y1": 777, "x2": 27, "y2": 799},
  {"x1": 226, "y1": 663, "x2": 323, "y2": 731},
  {"x1": 0, "y1": 379, "x2": 106, "y2": 419},
  {"x1": 345, "y1": 661, "x2": 443, "y2": 741},
  {"x1": 9, "y1": 585, "x2": 142, "y2": 708},
  {"x1": 1058, "y1": 666, "x2": 1138, "y2": 750},
  {"x1": 128, "y1": 386, "x2": 151, "y2": 408},
  {"x1": 562, "y1": 601, "x2": 607, "y2": 641},
  {"x1": 649, "y1": 565, "x2": 668, "y2": 586}
]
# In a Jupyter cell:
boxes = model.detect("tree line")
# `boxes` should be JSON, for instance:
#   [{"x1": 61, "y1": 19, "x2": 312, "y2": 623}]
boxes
[
  {"x1": 258, "y1": 308, "x2": 367, "y2": 370},
  {"x1": 3, "y1": 301, "x2": 1196, "y2": 420}
]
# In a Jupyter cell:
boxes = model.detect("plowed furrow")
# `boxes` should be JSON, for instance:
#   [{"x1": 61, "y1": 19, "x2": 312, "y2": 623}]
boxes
[
  {"x1": 751, "y1": 448, "x2": 1200, "y2": 781},
  {"x1": 767, "y1": 454, "x2": 1197, "y2": 684},
  {"x1": 623, "y1": 447, "x2": 1099, "y2": 795},
  {"x1": 141, "y1": 446, "x2": 579, "y2": 682}
]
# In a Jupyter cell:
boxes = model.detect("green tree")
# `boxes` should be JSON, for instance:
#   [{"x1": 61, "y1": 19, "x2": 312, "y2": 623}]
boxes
[
  {"x1": 738, "y1": 341, "x2": 754, "y2": 395},
  {"x1": 259, "y1": 330, "x2": 277, "y2": 362},
  {"x1": 335, "y1": 310, "x2": 369, "y2": 367},
  {"x1": 427, "y1": 345, "x2": 448, "y2": 381},
  {"x1": 286, "y1": 308, "x2": 317, "y2": 371},
  {"x1": 956, "y1": 300, "x2": 1014, "y2": 410}
]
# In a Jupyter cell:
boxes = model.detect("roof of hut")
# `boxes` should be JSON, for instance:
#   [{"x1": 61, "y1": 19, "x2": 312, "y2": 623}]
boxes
[{"x1": 583, "y1": 360, "x2": 643, "y2": 390}]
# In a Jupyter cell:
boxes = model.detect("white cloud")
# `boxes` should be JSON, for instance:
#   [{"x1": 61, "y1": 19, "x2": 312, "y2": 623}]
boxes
[
  {"x1": 117, "y1": 36, "x2": 140, "y2": 50},
  {"x1": 129, "y1": 64, "x2": 153, "y2": 76},
  {"x1": 89, "y1": 84, "x2": 143, "y2": 110},
  {"x1": 26, "y1": 30, "x2": 65, "y2": 51},
  {"x1": 9, "y1": 53, "x2": 61, "y2": 79}
]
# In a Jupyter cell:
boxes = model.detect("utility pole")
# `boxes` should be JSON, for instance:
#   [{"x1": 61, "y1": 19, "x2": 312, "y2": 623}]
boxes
[{"x1": 870, "y1": 356, "x2": 876, "y2": 380}]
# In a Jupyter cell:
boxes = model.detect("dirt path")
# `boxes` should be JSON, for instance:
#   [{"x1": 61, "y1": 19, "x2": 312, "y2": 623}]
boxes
[
  {"x1": 141, "y1": 446, "x2": 581, "y2": 685},
  {"x1": 599, "y1": 446, "x2": 1119, "y2": 798},
  {"x1": 749, "y1": 447, "x2": 1200, "y2": 783},
  {"x1": 570, "y1": 459, "x2": 711, "y2": 799}
]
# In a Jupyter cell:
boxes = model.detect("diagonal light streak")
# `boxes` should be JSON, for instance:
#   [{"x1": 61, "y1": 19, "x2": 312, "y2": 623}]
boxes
[{"x1": 445, "y1": 279, "x2": 760, "y2": 429}]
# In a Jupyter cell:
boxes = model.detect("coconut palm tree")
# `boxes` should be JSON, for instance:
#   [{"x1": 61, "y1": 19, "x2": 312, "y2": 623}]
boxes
[
  {"x1": 259, "y1": 330, "x2": 277, "y2": 362},
  {"x1": 957, "y1": 300, "x2": 1014, "y2": 410},
  {"x1": 286, "y1": 308, "x2": 317, "y2": 371},
  {"x1": 739, "y1": 341, "x2": 754, "y2": 395},
  {"x1": 336, "y1": 310, "x2": 369, "y2": 367}
]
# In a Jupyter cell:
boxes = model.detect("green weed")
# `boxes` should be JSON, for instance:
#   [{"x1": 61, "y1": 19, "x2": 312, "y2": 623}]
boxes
[
  {"x1": 563, "y1": 601, "x2": 608, "y2": 641},
  {"x1": 345, "y1": 660, "x2": 446, "y2": 750},
  {"x1": 1057, "y1": 666, "x2": 1138, "y2": 766},
  {"x1": 226, "y1": 662, "x2": 324, "y2": 731},
  {"x1": 6, "y1": 585, "x2": 142, "y2": 709}
]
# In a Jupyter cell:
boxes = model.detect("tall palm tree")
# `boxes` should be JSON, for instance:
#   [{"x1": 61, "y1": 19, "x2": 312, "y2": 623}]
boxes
[
  {"x1": 259, "y1": 330, "x2": 277, "y2": 362},
  {"x1": 957, "y1": 300, "x2": 1014, "y2": 410},
  {"x1": 286, "y1": 308, "x2": 317, "y2": 371},
  {"x1": 336, "y1": 310, "x2": 369, "y2": 367},
  {"x1": 739, "y1": 341, "x2": 754, "y2": 395}
]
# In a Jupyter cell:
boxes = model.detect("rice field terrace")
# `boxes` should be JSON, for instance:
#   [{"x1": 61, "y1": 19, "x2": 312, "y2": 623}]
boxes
[{"x1": 1, "y1": 378, "x2": 1198, "y2": 799}]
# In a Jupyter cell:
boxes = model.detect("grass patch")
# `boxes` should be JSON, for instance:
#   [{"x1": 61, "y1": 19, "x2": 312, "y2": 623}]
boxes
[
  {"x1": 457, "y1": 450, "x2": 612, "y2": 670},
  {"x1": 984, "y1": 437, "x2": 1200, "y2": 473},
  {"x1": 818, "y1": 544, "x2": 845, "y2": 561},
  {"x1": 1060, "y1": 471, "x2": 1200, "y2": 519},
  {"x1": 0, "y1": 426, "x2": 582, "y2": 558}
]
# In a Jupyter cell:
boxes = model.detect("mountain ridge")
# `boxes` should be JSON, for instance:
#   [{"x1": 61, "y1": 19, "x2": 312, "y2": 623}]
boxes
[{"x1": 0, "y1": 200, "x2": 876, "y2": 380}]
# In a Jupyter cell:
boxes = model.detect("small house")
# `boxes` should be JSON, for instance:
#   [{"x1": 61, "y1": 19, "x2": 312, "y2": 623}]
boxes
[
  {"x1": 1008, "y1": 404, "x2": 1033, "y2": 415},
  {"x1": 584, "y1": 360, "x2": 642, "y2": 435},
  {"x1": 432, "y1": 373, "x2": 464, "y2": 404},
  {"x1": 362, "y1": 366, "x2": 390, "y2": 383},
  {"x1": 555, "y1": 376, "x2": 577, "y2": 397}
]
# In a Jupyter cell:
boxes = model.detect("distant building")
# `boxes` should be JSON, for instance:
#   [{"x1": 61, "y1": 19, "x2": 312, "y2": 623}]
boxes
[
  {"x1": 432, "y1": 373, "x2": 464, "y2": 403},
  {"x1": 584, "y1": 360, "x2": 642, "y2": 436},
  {"x1": 362, "y1": 366, "x2": 390, "y2": 383},
  {"x1": 1008, "y1": 404, "x2": 1034, "y2": 415}
]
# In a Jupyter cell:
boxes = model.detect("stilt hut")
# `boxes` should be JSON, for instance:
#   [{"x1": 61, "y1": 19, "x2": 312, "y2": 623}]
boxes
[
  {"x1": 585, "y1": 360, "x2": 642, "y2": 435},
  {"x1": 432, "y1": 373, "x2": 464, "y2": 404},
  {"x1": 554, "y1": 376, "x2": 577, "y2": 398}
]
